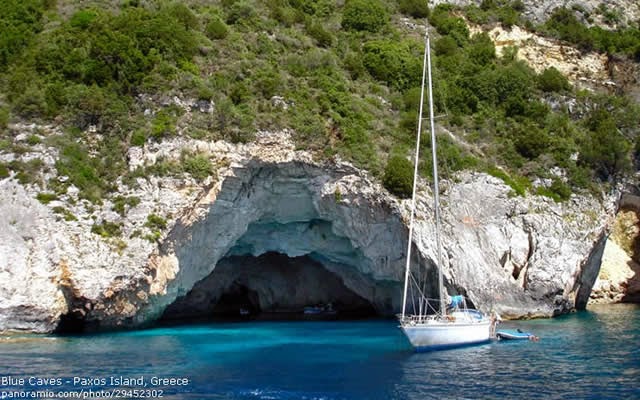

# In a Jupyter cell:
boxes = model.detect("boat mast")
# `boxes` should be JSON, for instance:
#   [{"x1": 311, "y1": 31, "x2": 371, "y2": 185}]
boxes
[
  {"x1": 401, "y1": 25, "x2": 430, "y2": 320},
  {"x1": 425, "y1": 26, "x2": 446, "y2": 318}
]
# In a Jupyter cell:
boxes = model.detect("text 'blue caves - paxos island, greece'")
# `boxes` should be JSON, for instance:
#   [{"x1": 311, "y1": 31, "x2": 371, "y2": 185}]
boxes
[{"x1": 0, "y1": 0, "x2": 639, "y2": 399}]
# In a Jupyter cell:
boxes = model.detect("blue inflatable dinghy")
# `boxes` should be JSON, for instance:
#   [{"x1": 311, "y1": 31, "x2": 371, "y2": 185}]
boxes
[{"x1": 496, "y1": 329, "x2": 536, "y2": 340}]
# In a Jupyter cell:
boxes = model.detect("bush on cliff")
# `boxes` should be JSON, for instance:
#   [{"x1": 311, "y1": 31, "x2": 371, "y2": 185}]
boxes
[
  {"x1": 383, "y1": 155, "x2": 414, "y2": 199},
  {"x1": 206, "y1": 17, "x2": 229, "y2": 40},
  {"x1": 537, "y1": 67, "x2": 571, "y2": 92},
  {"x1": 362, "y1": 40, "x2": 422, "y2": 91},
  {"x1": 397, "y1": 0, "x2": 430, "y2": 19},
  {"x1": 342, "y1": 0, "x2": 389, "y2": 33}
]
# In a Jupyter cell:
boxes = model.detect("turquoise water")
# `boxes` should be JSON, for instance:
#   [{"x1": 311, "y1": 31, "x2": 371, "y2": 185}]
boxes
[{"x1": 1, "y1": 304, "x2": 638, "y2": 399}]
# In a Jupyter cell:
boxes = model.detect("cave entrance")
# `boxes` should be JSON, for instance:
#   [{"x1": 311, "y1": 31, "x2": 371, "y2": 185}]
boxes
[
  {"x1": 160, "y1": 252, "x2": 378, "y2": 323},
  {"x1": 211, "y1": 282, "x2": 261, "y2": 317}
]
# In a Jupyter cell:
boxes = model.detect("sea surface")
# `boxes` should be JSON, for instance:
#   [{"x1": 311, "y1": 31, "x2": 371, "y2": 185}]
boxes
[{"x1": 1, "y1": 304, "x2": 638, "y2": 400}]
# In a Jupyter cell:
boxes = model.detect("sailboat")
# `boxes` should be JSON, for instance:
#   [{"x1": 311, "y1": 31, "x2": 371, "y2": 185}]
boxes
[{"x1": 397, "y1": 24, "x2": 493, "y2": 351}]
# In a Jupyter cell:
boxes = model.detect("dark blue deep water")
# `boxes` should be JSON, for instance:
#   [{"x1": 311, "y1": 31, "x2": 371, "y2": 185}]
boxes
[{"x1": 1, "y1": 304, "x2": 638, "y2": 399}]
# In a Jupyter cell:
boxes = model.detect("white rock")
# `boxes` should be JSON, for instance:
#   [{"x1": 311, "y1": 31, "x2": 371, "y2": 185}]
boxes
[{"x1": 0, "y1": 130, "x2": 615, "y2": 332}]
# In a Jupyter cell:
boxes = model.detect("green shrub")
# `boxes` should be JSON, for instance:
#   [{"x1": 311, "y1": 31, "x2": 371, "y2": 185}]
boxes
[
  {"x1": 253, "y1": 68, "x2": 282, "y2": 98},
  {"x1": 230, "y1": 81, "x2": 251, "y2": 104},
  {"x1": 0, "y1": 0, "x2": 46, "y2": 69},
  {"x1": 434, "y1": 36, "x2": 459, "y2": 56},
  {"x1": 494, "y1": 62, "x2": 535, "y2": 103},
  {"x1": 334, "y1": 187, "x2": 342, "y2": 202},
  {"x1": 12, "y1": 84, "x2": 47, "y2": 118},
  {"x1": 342, "y1": 0, "x2": 389, "y2": 33},
  {"x1": 52, "y1": 206, "x2": 77, "y2": 221},
  {"x1": 536, "y1": 178, "x2": 572, "y2": 202},
  {"x1": 144, "y1": 231, "x2": 162, "y2": 243},
  {"x1": 512, "y1": 123, "x2": 550, "y2": 159},
  {"x1": 26, "y1": 135, "x2": 41, "y2": 145},
  {"x1": 306, "y1": 22, "x2": 333, "y2": 48},
  {"x1": 0, "y1": 164, "x2": 10, "y2": 179},
  {"x1": 112, "y1": 195, "x2": 140, "y2": 216},
  {"x1": 496, "y1": 5, "x2": 520, "y2": 27},
  {"x1": 467, "y1": 1, "x2": 524, "y2": 28},
  {"x1": 269, "y1": 5, "x2": 297, "y2": 26},
  {"x1": 36, "y1": 192, "x2": 58, "y2": 204},
  {"x1": 226, "y1": 1, "x2": 257, "y2": 25},
  {"x1": 70, "y1": 10, "x2": 98, "y2": 29},
  {"x1": 206, "y1": 17, "x2": 229, "y2": 40},
  {"x1": 424, "y1": 136, "x2": 479, "y2": 177},
  {"x1": 183, "y1": 153, "x2": 212, "y2": 181},
  {"x1": 338, "y1": 121, "x2": 378, "y2": 171},
  {"x1": 8, "y1": 158, "x2": 44, "y2": 185},
  {"x1": 64, "y1": 84, "x2": 127, "y2": 130},
  {"x1": 145, "y1": 213, "x2": 167, "y2": 230},
  {"x1": 398, "y1": 0, "x2": 430, "y2": 18},
  {"x1": 0, "y1": 107, "x2": 9, "y2": 130},
  {"x1": 286, "y1": 0, "x2": 331, "y2": 16},
  {"x1": 165, "y1": 2, "x2": 199, "y2": 31},
  {"x1": 55, "y1": 142, "x2": 105, "y2": 203},
  {"x1": 486, "y1": 165, "x2": 530, "y2": 197},
  {"x1": 383, "y1": 155, "x2": 414, "y2": 198},
  {"x1": 342, "y1": 52, "x2": 366, "y2": 79},
  {"x1": 150, "y1": 108, "x2": 178, "y2": 139},
  {"x1": 579, "y1": 117, "x2": 631, "y2": 180},
  {"x1": 362, "y1": 40, "x2": 422, "y2": 90},
  {"x1": 537, "y1": 67, "x2": 570, "y2": 92},
  {"x1": 130, "y1": 130, "x2": 147, "y2": 146},
  {"x1": 466, "y1": 33, "x2": 496, "y2": 66},
  {"x1": 144, "y1": 158, "x2": 182, "y2": 177},
  {"x1": 543, "y1": 7, "x2": 594, "y2": 51},
  {"x1": 91, "y1": 220, "x2": 122, "y2": 238},
  {"x1": 430, "y1": 6, "x2": 469, "y2": 46}
]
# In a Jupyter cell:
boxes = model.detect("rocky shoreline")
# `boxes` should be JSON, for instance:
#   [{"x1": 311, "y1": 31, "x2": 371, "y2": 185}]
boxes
[{"x1": 0, "y1": 130, "x2": 622, "y2": 333}]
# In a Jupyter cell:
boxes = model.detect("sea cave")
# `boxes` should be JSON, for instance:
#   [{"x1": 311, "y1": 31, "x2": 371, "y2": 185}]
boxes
[
  {"x1": 160, "y1": 251, "x2": 378, "y2": 322},
  {"x1": 144, "y1": 162, "x2": 428, "y2": 326}
]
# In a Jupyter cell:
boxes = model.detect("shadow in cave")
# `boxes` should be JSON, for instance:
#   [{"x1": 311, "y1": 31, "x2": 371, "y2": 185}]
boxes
[
  {"x1": 159, "y1": 252, "x2": 378, "y2": 324},
  {"x1": 211, "y1": 282, "x2": 261, "y2": 317}
]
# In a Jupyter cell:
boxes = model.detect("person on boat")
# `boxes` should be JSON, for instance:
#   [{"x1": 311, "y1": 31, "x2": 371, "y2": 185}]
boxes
[{"x1": 447, "y1": 295, "x2": 465, "y2": 310}]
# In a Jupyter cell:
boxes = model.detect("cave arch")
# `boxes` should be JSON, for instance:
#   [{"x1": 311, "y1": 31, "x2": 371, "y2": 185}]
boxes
[{"x1": 144, "y1": 160, "x2": 433, "y2": 324}]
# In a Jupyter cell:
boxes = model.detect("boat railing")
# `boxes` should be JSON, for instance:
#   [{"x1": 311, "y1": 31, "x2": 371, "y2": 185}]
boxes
[{"x1": 398, "y1": 314, "x2": 441, "y2": 325}]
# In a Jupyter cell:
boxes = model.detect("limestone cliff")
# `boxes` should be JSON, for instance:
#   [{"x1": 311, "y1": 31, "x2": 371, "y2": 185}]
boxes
[
  {"x1": 0, "y1": 131, "x2": 614, "y2": 332},
  {"x1": 590, "y1": 196, "x2": 640, "y2": 304},
  {"x1": 434, "y1": 0, "x2": 640, "y2": 26}
]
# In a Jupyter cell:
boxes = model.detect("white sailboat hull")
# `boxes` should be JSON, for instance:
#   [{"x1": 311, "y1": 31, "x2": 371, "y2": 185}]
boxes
[{"x1": 400, "y1": 318, "x2": 492, "y2": 351}]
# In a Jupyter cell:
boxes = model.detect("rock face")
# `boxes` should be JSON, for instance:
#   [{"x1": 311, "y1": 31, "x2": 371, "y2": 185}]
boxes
[
  {"x1": 0, "y1": 130, "x2": 615, "y2": 332},
  {"x1": 469, "y1": 24, "x2": 611, "y2": 89},
  {"x1": 0, "y1": 181, "x2": 67, "y2": 333},
  {"x1": 590, "y1": 199, "x2": 640, "y2": 304},
  {"x1": 433, "y1": 0, "x2": 640, "y2": 26},
  {"x1": 414, "y1": 173, "x2": 611, "y2": 318}
]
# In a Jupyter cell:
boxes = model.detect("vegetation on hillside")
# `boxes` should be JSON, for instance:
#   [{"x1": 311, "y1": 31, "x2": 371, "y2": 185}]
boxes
[
  {"x1": 0, "y1": 0, "x2": 638, "y2": 204},
  {"x1": 464, "y1": 0, "x2": 640, "y2": 60}
]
